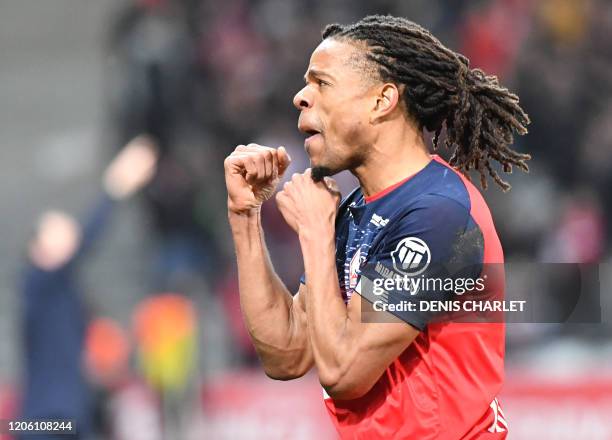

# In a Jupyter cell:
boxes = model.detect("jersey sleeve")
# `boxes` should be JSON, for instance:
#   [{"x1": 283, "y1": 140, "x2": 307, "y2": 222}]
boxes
[{"x1": 357, "y1": 194, "x2": 484, "y2": 331}]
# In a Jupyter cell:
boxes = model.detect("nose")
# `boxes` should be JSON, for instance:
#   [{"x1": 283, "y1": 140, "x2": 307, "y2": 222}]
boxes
[{"x1": 293, "y1": 86, "x2": 312, "y2": 110}]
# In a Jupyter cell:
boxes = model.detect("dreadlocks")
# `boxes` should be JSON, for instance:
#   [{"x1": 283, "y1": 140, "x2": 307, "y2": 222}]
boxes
[{"x1": 323, "y1": 15, "x2": 531, "y2": 191}]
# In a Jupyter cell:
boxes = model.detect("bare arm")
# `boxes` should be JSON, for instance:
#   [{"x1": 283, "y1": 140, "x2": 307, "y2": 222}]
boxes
[
  {"x1": 277, "y1": 170, "x2": 418, "y2": 400},
  {"x1": 225, "y1": 144, "x2": 313, "y2": 379},
  {"x1": 229, "y1": 209, "x2": 313, "y2": 378},
  {"x1": 300, "y1": 225, "x2": 418, "y2": 399}
]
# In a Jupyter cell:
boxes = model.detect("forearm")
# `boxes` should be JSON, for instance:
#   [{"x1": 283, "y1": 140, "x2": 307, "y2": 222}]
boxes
[
  {"x1": 229, "y1": 208, "x2": 309, "y2": 378},
  {"x1": 73, "y1": 193, "x2": 115, "y2": 261},
  {"x1": 300, "y1": 227, "x2": 358, "y2": 388},
  {"x1": 275, "y1": 171, "x2": 419, "y2": 399}
]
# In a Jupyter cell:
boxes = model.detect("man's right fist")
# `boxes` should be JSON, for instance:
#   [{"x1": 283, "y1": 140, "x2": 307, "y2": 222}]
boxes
[{"x1": 224, "y1": 144, "x2": 291, "y2": 214}]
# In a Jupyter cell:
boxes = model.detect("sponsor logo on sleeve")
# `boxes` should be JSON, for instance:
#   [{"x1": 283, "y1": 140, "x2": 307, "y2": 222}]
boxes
[{"x1": 391, "y1": 237, "x2": 431, "y2": 276}]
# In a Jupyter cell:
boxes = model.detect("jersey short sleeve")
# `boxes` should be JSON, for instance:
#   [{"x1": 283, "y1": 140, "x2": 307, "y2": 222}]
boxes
[{"x1": 358, "y1": 194, "x2": 485, "y2": 331}]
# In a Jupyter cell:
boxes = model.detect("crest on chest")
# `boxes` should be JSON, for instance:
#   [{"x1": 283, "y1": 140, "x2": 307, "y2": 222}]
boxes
[{"x1": 348, "y1": 246, "x2": 366, "y2": 292}]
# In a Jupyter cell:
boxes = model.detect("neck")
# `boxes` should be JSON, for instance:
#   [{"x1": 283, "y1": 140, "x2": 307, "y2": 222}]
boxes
[{"x1": 352, "y1": 120, "x2": 432, "y2": 198}]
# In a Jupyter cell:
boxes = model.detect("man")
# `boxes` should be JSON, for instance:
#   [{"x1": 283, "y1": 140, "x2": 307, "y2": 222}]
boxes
[
  {"x1": 224, "y1": 15, "x2": 530, "y2": 439},
  {"x1": 20, "y1": 136, "x2": 157, "y2": 439}
]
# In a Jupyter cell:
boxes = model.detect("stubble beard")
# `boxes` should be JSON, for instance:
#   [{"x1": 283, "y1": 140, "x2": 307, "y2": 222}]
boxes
[{"x1": 311, "y1": 166, "x2": 334, "y2": 182}]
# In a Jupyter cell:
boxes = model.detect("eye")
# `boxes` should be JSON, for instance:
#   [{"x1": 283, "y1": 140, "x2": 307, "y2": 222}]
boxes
[{"x1": 318, "y1": 78, "x2": 329, "y2": 87}]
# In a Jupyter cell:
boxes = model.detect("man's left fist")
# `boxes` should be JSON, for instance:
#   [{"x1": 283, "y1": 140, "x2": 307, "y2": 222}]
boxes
[{"x1": 275, "y1": 169, "x2": 341, "y2": 237}]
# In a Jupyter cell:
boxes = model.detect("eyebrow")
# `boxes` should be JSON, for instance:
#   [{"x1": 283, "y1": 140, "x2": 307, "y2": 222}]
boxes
[{"x1": 303, "y1": 68, "x2": 335, "y2": 84}]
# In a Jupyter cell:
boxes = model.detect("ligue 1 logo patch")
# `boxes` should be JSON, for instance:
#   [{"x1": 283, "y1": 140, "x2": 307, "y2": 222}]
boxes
[
  {"x1": 391, "y1": 237, "x2": 431, "y2": 276},
  {"x1": 349, "y1": 246, "x2": 366, "y2": 290}
]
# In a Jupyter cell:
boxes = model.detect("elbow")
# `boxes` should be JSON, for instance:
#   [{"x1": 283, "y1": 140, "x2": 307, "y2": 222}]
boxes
[
  {"x1": 263, "y1": 364, "x2": 309, "y2": 381},
  {"x1": 261, "y1": 354, "x2": 311, "y2": 381},
  {"x1": 250, "y1": 333, "x2": 312, "y2": 381},
  {"x1": 319, "y1": 369, "x2": 373, "y2": 401}
]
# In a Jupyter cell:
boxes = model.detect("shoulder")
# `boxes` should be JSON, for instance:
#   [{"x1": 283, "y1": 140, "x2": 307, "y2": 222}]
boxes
[
  {"x1": 372, "y1": 193, "x2": 482, "y2": 266},
  {"x1": 388, "y1": 193, "x2": 471, "y2": 236}
]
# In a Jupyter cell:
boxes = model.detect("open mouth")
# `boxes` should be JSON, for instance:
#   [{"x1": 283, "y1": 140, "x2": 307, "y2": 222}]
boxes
[
  {"x1": 303, "y1": 128, "x2": 320, "y2": 136},
  {"x1": 298, "y1": 119, "x2": 323, "y2": 149},
  {"x1": 304, "y1": 130, "x2": 322, "y2": 149},
  {"x1": 302, "y1": 128, "x2": 322, "y2": 143}
]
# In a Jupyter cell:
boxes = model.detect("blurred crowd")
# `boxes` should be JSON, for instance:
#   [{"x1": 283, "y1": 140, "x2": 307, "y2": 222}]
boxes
[
  {"x1": 2, "y1": 0, "x2": 611, "y2": 438},
  {"x1": 104, "y1": 0, "x2": 612, "y2": 340},
  {"x1": 105, "y1": 0, "x2": 612, "y2": 271}
]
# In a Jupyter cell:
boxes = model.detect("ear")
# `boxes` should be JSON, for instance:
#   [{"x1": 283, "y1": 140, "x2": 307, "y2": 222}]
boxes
[{"x1": 371, "y1": 83, "x2": 400, "y2": 123}]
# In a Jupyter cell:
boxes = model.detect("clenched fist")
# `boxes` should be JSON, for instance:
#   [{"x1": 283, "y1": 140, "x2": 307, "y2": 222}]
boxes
[
  {"x1": 224, "y1": 144, "x2": 291, "y2": 214},
  {"x1": 275, "y1": 169, "x2": 341, "y2": 236}
]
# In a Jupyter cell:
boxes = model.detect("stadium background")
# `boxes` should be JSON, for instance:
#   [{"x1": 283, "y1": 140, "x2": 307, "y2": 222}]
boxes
[{"x1": 0, "y1": 0, "x2": 611, "y2": 438}]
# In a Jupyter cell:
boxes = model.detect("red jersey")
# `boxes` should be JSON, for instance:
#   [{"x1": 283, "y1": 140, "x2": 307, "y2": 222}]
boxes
[{"x1": 321, "y1": 156, "x2": 507, "y2": 439}]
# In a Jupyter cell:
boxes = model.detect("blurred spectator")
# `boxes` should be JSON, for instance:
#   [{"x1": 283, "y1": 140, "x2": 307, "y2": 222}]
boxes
[
  {"x1": 85, "y1": 318, "x2": 131, "y2": 389},
  {"x1": 132, "y1": 294, "x2": 197, "y2": 394},
  {"x1": 133, "y1": 293, "x2": 198, "y2": 439},
  {"x1": 18, "y1": 137, "x2": 157, "y2": 439}
]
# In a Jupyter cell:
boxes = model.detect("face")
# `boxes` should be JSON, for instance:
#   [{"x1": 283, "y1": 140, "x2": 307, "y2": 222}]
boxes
[{"x1": 293, "y1": 38, "x2": 378, "y2": 178}]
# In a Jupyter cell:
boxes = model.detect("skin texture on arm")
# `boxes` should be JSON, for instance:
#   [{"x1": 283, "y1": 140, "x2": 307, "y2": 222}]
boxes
[
  {"x1": 302, "y1": 228, "x2": 419, "y2": 400},
  {"x1": 225, "y1": 144, "x2": 314, "y2": 379},
  {"x1": 229, "y1": 209, "x2": 313, "y2": 379},
  {"x1": 276, "y1": 170, "x2": 419, "y2": 400}
]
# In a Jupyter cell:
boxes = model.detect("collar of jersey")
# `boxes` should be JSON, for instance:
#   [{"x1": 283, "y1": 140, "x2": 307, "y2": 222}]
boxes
[{"x1": 346, "y1": 157, "x2": 436, "y2": 223}]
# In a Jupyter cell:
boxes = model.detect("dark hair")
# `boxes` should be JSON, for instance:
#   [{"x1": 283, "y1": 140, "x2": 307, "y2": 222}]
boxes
[{"x1": 323, "y1": 15, "x2": 530, "y2": 191}]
